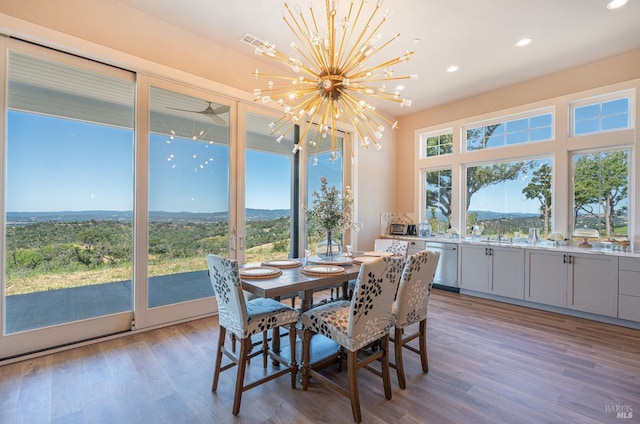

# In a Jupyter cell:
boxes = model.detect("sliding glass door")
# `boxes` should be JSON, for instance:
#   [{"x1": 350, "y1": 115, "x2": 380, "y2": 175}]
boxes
[
  {"x1": 239, "y1": 108, "x2": 296, "y2": 264},
  {"x1": 2, "y1": 42, "x2": 135, "y2": 357},
  {"x1": 140, "y1": 83, "x2": 232, "y2": 327}
]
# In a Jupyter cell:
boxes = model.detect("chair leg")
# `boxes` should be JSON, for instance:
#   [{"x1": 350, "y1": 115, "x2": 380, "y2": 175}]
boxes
[
  {"x1": 419, "y1": 319, "x2": 429, "y2": 373},
  {"x1": 347, "y1": 350, "x2": 361, "y2": 423},
  {"x1": 380, "y1": 334, "x2": 392, "y2": 400},
  {"x1": 301, "y1": 328, "x2": 312, "y2": 391},
  {"x1": 232, "y1": 337, "x2": 251, "y2": 416},
  {"x1": 288, "y1": 322, "x2": 298, "y2": 389},
  {"x1": 394, "y1": 326, "x2": 406, "y2": 389},
  {"x1": 262, "y1": 330, "x2": 269, "y2": 369},
  {"x1": 212, "y1": 326, "x2": 226, "y2": 392}
]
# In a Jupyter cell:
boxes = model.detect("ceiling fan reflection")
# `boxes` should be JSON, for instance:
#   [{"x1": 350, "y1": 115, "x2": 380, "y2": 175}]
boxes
[{"x1": 166, "y1": 102, "x2": 229, "y2": 125}]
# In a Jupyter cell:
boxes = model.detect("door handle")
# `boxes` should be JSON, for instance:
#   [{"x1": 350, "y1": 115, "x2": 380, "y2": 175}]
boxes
[{"x1": 239, "y1": 236, "x2": 245, "y2": 250}]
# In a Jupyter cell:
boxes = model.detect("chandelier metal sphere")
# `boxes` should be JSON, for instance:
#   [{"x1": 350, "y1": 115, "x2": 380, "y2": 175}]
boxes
[{"x1": 253, "y1": 0, "x2": 417, "y2": 163}]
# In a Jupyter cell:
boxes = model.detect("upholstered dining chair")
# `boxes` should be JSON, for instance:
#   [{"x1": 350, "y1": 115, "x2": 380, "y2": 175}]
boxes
[
  {"x1": 374, "y1": 238, "x2": 410, "y2": 258},
  {"x1": 346, "y1": 239, "x2": 409, "y2": 299},
  {"x1": 301, "y1": 255, "x2": 404, "y2": 423},
  {"x1": 207, "y1": 254, "x2": 299, "y2": 416},
  {"x1": 390, "y1": 249, "x2": 440, "y2": 389}
]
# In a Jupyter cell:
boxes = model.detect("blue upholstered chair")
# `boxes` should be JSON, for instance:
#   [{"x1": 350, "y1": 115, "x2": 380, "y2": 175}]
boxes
[{"x1": 207, "y1": 254, "x2": 299, "y2": 416}]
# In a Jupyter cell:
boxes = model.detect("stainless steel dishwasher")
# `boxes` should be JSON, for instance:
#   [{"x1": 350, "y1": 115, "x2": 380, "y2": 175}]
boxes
[{"x1": 425, "y1": 242, "x2": 459, "y2": 292}]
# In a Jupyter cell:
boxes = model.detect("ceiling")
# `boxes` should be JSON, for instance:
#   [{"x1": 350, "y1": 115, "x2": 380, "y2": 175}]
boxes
[{"x1": 118, "y1": 0, "x2": 640, "y2": 117}]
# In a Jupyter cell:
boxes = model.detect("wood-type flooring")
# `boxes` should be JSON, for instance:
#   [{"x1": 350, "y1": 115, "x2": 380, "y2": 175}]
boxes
[{"x1": 1, "y1": 290, "x2": 639, "y2": 423}]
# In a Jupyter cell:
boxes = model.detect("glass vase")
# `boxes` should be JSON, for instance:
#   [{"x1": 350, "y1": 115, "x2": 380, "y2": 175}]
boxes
[{"x1": 316, "y1": 229, "x2": 342, "y2": 260}]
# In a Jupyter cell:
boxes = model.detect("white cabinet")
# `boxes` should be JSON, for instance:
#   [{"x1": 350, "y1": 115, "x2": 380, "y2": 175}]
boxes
[
  {"x1": 568, "y1": 253, "x2": 618, "y2": 317},
  {"x1": 525, "y1": 250, "x2": 567, "y2": 307},
  {"x1": 460, "y1": 245, "x2": 490, "y2": 292},
  {"x1": 460, "y1": 245, "x2": 524, "y2": 299},
  {"x1": 618, "y1": 257, "x2": 640, "y2": 322},
  {"x1": 526, "y1": 250, "x2": 618, "y2": 317},
  {"x1": 406, "y1": 239, "x2": 426, "y2": 256}
]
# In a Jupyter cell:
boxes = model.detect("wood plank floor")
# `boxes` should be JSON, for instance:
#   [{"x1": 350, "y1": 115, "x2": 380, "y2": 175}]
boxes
[{"x1": 1, "y1": 290, "x2": 639, "y2": 424}]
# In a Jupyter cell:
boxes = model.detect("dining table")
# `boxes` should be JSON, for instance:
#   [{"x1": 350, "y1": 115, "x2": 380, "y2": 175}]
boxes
[
  {"x1": 240, "y1": 257, "x2": 361, "y2": 312},
  {"x1": 239, "y1": 256, "x2": 363, "y2": 362}
]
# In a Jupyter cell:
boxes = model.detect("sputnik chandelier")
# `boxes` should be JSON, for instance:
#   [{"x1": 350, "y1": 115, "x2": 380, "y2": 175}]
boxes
[{"x1": 253, "y1": 0, "x2": 417, "y2": 163}]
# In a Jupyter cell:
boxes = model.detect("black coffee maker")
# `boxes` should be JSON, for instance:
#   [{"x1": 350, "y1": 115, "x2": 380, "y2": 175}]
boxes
[{"x1": 406, "y1": 224, "x2": 417, "y2": 236}]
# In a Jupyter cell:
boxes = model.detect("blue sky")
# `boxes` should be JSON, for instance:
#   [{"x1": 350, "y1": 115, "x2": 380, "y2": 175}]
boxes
[{"x1": 7, "y1": 111, "x2": 343, "y2": 213}]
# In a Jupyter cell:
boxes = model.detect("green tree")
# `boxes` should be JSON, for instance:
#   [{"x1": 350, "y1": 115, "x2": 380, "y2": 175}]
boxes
[
  {"x1": 465, "y1": 125, "x2": 530, "y2": 212},
  {"x1": 425, "y1": 170, "x2": 452, "y2": 227},
  {"x1": 522, "y1": 163, "x2": 552, "y2": 235},
  {"x1": 573, "y1": 151, "x2": 628, "y2": 236}
]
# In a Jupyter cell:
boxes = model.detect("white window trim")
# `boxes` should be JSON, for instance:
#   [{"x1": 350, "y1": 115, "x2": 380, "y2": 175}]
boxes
[
  {"x1": 569, "y1": 89, "x2": 636, "y2": 137},
  {"x1": 463, "y1": 106, "x2": 555, "y2": 153}
]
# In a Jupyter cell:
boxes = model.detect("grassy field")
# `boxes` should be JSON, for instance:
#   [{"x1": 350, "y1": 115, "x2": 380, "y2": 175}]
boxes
[{"x1": 6, "y1": 242, "x2": 292, "y2": 296}]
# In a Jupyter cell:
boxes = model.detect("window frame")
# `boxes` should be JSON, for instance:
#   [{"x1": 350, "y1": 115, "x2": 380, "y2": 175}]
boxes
[
  {"x1": 569, "y1": 90, "x2": 635, "y2": 137},
  {"x1": 463, "y1": 107, "x2": 555, "y2": 152},
  {"x1": 420, "y1": 128, "x2": 454, "y2": 159}
]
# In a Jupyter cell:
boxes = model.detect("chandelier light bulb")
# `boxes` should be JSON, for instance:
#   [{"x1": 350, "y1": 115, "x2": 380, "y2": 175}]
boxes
[{"x1": 252, "y1": 0, "x2": 416, "y2": 162}]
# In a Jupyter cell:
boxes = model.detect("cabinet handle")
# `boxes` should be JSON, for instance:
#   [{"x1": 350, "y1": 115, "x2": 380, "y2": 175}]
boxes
[
  {"x1": 568, "y1": 255, "x2": 573, "y2": 264},
  {"x1": 485, "y1": 248, "x2": 488, "y2": 256},
  {"x1": 489, "y1": 248, "x2": 493, "y2": 256},
  {"x1": 562, "y1": 254, "x2": 566, "y2": 263}
]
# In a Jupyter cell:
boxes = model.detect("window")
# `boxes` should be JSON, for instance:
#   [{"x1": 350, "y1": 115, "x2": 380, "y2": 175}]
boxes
[
  {"x1": 466, "y1": 112, "x2": 553, "y2": 151},
  {"x1": 465, "y1": 158, "x2": 553, "y2": 238},
  {"x1": 421, "y1": 130, "x2": 453, "y2": 157},
  {"x1": 147, "y1": 86, "x2": 230, "y2": 308},
  {"x1": 307, "y1": 133, "x2": 344, "y2": 256},
  {"x1": 423, "y1": 168, "x2": 452, "y2": 232},
  {"x1": 5, "y1": 50, "x2": 135, "y2": 332},
  {"x1": 572, "y1": 149, "x2": 629, "y2": 239},
  {"x1": 571, "y1": 95, "x2": 630, "y2": 136}
]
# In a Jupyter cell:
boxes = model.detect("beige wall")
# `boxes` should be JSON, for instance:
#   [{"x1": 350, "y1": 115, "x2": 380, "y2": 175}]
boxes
[{"x1": 0, "y1": 0, "x2": 281, "y2": 97}]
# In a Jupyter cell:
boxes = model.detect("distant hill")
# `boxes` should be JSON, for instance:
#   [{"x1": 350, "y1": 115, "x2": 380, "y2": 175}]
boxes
[
  {"x1": 7, "y1": 209, "x2": 290, "y2": 225},
  {"x1": 470, "y1": 210, "x2": 539, "y2": 220}
]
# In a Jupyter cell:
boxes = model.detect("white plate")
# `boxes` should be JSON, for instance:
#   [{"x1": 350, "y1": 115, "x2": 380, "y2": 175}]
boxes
[
  {"x1": 239, "y1": 266, "x2": 282, "y2": 279},
  {"x1": 363, "y1": 251, "x2": 394, "y2": 257},
  {"x1": 261, "y1": 259, "x2": 301, "y2": 268},
  {"x1": 352, "y1": 256, "x2": 379, "y2": 265},
  {"x1": 302, "y1": 265, "x2": 346, "y2": 275}
]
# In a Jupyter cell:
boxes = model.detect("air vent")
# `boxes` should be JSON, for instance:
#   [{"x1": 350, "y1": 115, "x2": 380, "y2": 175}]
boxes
[{"x1": 240, "y1": 33, "x2": 265, "y2": 48}]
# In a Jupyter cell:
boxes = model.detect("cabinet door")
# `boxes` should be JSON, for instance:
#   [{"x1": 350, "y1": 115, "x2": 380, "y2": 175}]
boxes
[
  {"x1": 491, "y1": 247, "x2": 525, "y2": 299},
  {"x1": 407, "y1": 239, "x2": 426, "y2": 256},
  {"x1": 525, "y1": 250, "x2": 567, "y2": 307},
  {"x1": 568, "y1": 254, "x2": 618, "y2": 317},
  {"x1": 460, "y1": 245, "x2": 490, "y2": 292}
]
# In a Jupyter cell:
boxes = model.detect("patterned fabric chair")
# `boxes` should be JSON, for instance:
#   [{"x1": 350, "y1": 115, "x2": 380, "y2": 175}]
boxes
[
  {"x1": 390, "y1": 249, "x2": 440, "y2": 389},
  {"x1": 301, "y1": 255, "x2": 404, "y2": 423},
  {"x1": 346, "y1": 239, "x2": 409, "y2": 299},
  {"x1": 374, "y1": 238, "x2": 410, "y2": 258},
  {"x1": 207, "y1": 254, "x2": 299, "y2": 416}
]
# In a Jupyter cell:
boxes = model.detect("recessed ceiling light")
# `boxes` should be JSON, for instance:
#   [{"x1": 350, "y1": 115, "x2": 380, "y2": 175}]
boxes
[
  {"x1": 515, "y1": 38, "x2": 532, "y2": 47},
  {"x1": 395, "y1": 85, "x2": 406, "y2": 91},
  {"x1": 412, "y1": 38, "x2": 421, "y2": 44},
  {"x1": 446, "y1": 65, "x2": 459, "y2": 73},
  {"x1": 607, "y1": 0, "x2": 628, "y2": 9}
]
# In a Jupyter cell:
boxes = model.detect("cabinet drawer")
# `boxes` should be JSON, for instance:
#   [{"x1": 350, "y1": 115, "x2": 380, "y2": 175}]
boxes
[
  {"x1": 407, "y1": 240, "x2": 426, "y2": 255},
  {"x1": 619, "y1": 295, "x2": 640, "y2": 322},
  {"x1": 619, "y1": 257, "x2": 640, "y2": 272},
  {"x1": 619, "y1": 270, "x2": 640, "y2": 296}
]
